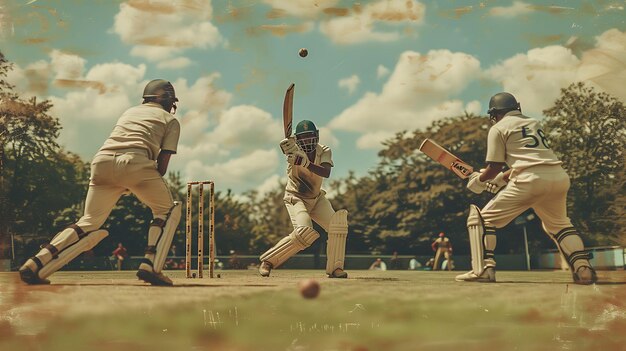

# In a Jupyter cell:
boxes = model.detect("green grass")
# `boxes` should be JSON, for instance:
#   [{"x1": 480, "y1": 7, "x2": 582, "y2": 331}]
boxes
[{"x1": 1, "y1": 270, "x2": 625, "y2": 351}]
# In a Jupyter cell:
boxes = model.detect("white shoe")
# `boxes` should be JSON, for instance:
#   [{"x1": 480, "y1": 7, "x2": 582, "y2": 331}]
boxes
[
  {"x1": 259, "y1": 261, "x2": 272, "y2": 277},
  {"x1": 455, "y1": 266, "x2": 496, "y2": 282}
]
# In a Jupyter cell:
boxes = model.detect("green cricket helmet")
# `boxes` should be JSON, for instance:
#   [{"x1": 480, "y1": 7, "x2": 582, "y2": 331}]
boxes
[{"x1": 294, "y1": 120, "x2": 319, "y2": 153}]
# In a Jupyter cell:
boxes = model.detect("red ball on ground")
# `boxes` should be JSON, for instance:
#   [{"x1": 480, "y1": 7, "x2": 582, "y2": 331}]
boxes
[{"x1": 298, "y1": 278, "x2": 320, "y2": 299}]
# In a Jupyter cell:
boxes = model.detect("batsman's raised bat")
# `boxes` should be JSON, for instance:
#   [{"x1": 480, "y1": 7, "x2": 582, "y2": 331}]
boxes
[
  {"x1": 419, "y1": 138, "x2": 473, "y2": 179},
  {"x1": 283, "y1": 83, "x2": 295, "y2": 138}
]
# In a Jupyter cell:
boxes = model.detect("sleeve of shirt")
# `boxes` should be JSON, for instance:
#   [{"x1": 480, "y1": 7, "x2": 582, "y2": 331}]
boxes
[
  {"x1": 320, "y1": 145, "x2": 334, "y2": 167},
  {"x1": 161, "y1": 118, "x2": 180, "y2": 153},
  {"x1": 485, "y1": 127, "x2": 506, "y2": 163}
]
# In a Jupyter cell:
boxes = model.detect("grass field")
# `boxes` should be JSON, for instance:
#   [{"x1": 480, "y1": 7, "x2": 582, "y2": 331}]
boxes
[{"x1": 1, "y1": 269, "x2": 625, "y2": 351}]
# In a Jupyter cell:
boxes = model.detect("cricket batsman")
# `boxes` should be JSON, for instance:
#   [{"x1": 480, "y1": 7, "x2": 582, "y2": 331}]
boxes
[
  {"x1": 19, "y1": 79, "x2": 182, "y2": 286},
  {"x1": 456, "y1": 92, "x2": 597, "y2": 285},
  {"x1": 259, "y1": 120, "x2": 349, "y2": 278}
]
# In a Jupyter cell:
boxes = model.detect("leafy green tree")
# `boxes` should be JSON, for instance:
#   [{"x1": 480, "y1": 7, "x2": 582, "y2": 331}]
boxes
[
  {"x1": 245, "y1": 180, "x2": 292, "y2": 254},
  {"x1": 543, "y1": 82, "x2": 626, "y2": 241},
  {"x1": 1, "y1": 52, "x2": 87, "y2": 262}
]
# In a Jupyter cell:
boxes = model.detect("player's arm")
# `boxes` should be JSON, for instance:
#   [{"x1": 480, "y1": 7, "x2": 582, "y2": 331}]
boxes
[
  {"x1": 431, "y1": 241, "x2": 437, "y2": 252},
  {"x1": 156, "y1": 150, "x2": 175, "y2": 176},
  {"x1": 307, "y1": 162, "x2": 331, "y2": 178},
  {"x1": 479, "y1": 162, "x2": 506, "y2": 182}
]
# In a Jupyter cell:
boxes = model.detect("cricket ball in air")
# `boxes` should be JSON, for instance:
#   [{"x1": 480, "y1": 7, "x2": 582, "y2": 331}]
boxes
[
  {"x1": 298, "y1": 48, "x2": 308, "y2": 58},
  {"x1": 298, "y1": 278, "x2": 320, "y2": 299}
]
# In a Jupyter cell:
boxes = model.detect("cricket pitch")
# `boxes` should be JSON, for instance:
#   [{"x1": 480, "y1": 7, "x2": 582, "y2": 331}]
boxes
[{"x1": 1, "y1": 270, "x2": 625, "y2": 351}]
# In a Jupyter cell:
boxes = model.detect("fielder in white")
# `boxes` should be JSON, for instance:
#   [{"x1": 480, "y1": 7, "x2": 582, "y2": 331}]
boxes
[
  {"x1": 19, "y1": 79, "x2": 182, "y2": 286},
  {"x1": 259, "y1": 120, "x2": 349, "y2": 278},
  {"x1": 456, "y1": 92, "x2": 597, "y2": 285}
]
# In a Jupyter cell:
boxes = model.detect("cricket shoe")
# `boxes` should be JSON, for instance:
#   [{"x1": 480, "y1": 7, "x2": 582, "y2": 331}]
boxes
[
  {"x1": 18, "y1": 266, "x2": 50, "y2": 285},
  {"x1": 573, "y1": 265, "x2": 597, "y2": 285},
  {"x1": 259, "y1": 261, "x2": 272, "y2": 277},
  {"x1": 136, "y1": 269, "x2": 173, "y2": 286},
  {"x1": 328, "y1": 268, "x2": 348, "y2": 279},
  {"x1": 455, "y1": 267, "x2": 496, "y2": 283}
]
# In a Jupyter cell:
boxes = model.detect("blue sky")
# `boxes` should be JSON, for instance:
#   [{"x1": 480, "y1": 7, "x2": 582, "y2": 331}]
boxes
[{"x1": 1, "y1": 0, "x2": 624, "y2": 195}]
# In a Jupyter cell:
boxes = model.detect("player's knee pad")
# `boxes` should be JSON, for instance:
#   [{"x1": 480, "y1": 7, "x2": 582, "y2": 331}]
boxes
[
  {"x1": 38, "y1": 229, "x2": 108, "y2": 279},
  {"x1": 259, "y1": 226, "x2": 320, "y2": 268},
  {"x1": 292, "y1": 225, "x2": 320, "y2": 250},
  {"x1": 467, "y1": 205, "x2": 497, "y2": 274},
  {"x1": 326, "y1": 210, "x2": 348, "y2": 274},
  {"x1": 143, "y1": 202, "x2": 181, "y2": 273},
  {"x1": 551, "y1": 226, "x2": 592, "y2": 271}
]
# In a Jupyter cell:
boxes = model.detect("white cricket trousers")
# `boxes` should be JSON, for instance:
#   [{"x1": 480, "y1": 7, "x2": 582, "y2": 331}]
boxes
[
  {"x1": 481, "y1": 165, "x2": 574, "y2": 235},
  {"x1": 284, "y1": 190, "x2": 335, "y2": 232},
  {"x1": 75, "y1": 149, "x2": 174, "y2": 232}
]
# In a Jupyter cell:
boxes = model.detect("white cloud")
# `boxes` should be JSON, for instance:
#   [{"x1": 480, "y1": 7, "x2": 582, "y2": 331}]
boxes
[
  {"x1": 318, "y1": 126, "x2": 339, "y2": 149},
  {"x1": 338, "y1": 74, "x2": 360, "y2": 95},
  {"x1": 356, "y1": 131, "x2": 395, "y2": 149},
  {"x1": 486, "y1": 46, "x2": 581, "y2": 116},
  {"x1": 319, "y1": 0, "x2": 425, "y2": 44},
  {"x1": 112, "y1": 0, "x2": 222, "y2": 62},
  {"x1": 489, "y1": 1, "x2": 534, "y2": 18},
  {"x1": 485, "y1": 29, "x2": 626, "y2": 115},
  {"x1": 50, "y1": 50, "x2": 86, "y2": 80},
  {"x1": 576, "y1": 29, "x2": 626, "y2": 102},
  {"x1": 253, "y1": 173, "x2": 286, "y2": 199},
  {"x1": 329, "y1": 49, "x2": 481, "y2": 149},
  {"x1": 157, "y1": 57, "x2": 192, "y2": 70},
  {"x1": 377, "y1": 64, "x2": 390, "y2": 79},
  {"x1": 130, "y1": 45, "x2": 181, "y2": 61},
  {"x1": 210, "y1": 105, "x2": 283, "y2": 151},
  {"x1": 182, "y1": 149, "x2": 280, "y2": 191},
  {"x1": 262, "y1": 0, "x2": 339, "y2": 18}
]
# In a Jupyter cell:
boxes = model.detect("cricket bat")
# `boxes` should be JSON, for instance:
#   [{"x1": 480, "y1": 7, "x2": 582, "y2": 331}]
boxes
[
  {"x1": 283, "y1": 83, "x2": 295, "y2": 138},
  {"x1": 419, "y1": 138, "x2": 474, "y2": 179}
]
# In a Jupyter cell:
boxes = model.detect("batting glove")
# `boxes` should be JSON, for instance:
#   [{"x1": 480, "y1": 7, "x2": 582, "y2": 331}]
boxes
[
  {"x1": 287, "y1": 151, "x2": 311, "y2": 168},
  {"x1": 280, "y1": 137, "x2": 300, "y2": 155},
  {"x1": 467, "y1": 172, "x2": 487, "y2": 194},
  {"x1": 486, "y1": 172, "x2": 508, "y2": 194}
]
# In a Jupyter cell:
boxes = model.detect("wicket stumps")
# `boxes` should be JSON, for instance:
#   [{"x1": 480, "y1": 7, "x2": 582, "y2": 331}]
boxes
[{"x1": 185, "y1": 181, "x2": 215, "y2": 278}]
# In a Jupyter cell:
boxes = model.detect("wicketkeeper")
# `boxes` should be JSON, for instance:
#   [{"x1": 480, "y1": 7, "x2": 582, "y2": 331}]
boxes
[
  {"x1": 456, "y1": 92, "x2": 597, "y2": 285},
  {"x1": 259, "y1": 120, "x2": 349, "y2": 278},
  {"x1": 19, "y1": 79, "x2": 182, "y2": 286}
]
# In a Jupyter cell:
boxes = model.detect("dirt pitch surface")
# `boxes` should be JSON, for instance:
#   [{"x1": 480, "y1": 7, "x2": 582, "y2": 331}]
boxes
[{"x1": 1, "y1": 269, "x2": 625, "y2": 351}]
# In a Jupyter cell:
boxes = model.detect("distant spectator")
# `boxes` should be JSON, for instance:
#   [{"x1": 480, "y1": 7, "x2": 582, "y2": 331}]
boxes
[
  {"x1": 228, "y1": 250, "x2": 241, "y2": 269},
  {"x1": 424, "y1": 258, "x2": 435, "y2": 271},
  {"x1": 369, "y1": 258, "x2": 387, "y2": 271},
  {"x1": 169, "y1": 244, "x2": 178, "y2": 257},
  {"x1": 408, "y1": 256, "x2": 422, "y2": 270},
  {"x1": 431, "y1": 232, "x2": 453, "y2": 271},
  {"x1": 389, "y1": 251, "x2": 399, "y2": 270},
  {"x1": 112, "y1": 243, "x2": 128, "y2": 271}
]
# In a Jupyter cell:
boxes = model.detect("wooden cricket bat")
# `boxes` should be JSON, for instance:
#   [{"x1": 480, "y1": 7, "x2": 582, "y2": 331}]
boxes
[
  {"x1": 283, "y1": 83, "x2": 295, "y2": 138},
  {"x1": 419, "y1": 138, "x2": 474, "y2": 179}
]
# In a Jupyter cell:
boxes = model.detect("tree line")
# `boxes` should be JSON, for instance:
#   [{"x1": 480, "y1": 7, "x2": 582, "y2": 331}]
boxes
[{"x1": 1, "y1": 52, "x2": 624, "y2": 265}]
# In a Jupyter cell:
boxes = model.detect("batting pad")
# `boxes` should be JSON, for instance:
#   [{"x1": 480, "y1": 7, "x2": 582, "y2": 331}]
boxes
[
  {"x1": 467, "y1": 205, "x2": 496, "y2": 275},
  {"x1": 260, "y1": 226, "x2": 319, "y2": 268},
  {"x1": 150, "y1": 202, "x2": 182, "y2": 273},
  {"x1": 326, "y1": 210, "x2": 348, "y2": 274},
  {"x1": 39, "y1": 230, "x2": 109, "y2": 279},
  {"x1": 548, "y1": 226, "x2": 591, "y2": 272}
]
